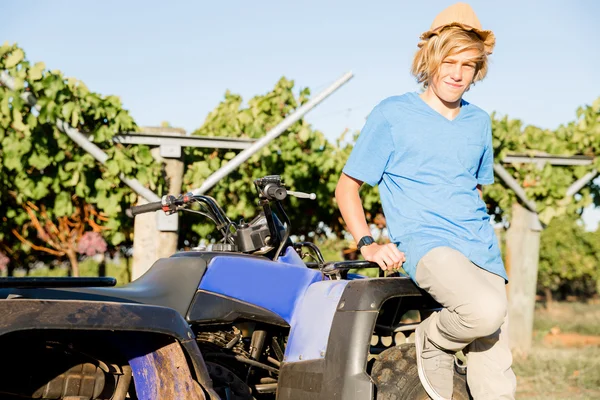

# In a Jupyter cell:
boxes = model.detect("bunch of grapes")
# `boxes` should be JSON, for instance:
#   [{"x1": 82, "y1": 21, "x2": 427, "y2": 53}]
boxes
[{"x1": 77, "y1": 232, "x2": 107, "y2": 256}]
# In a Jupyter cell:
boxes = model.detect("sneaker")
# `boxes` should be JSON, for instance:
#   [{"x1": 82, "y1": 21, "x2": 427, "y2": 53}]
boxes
[{"x1": 415, "y1": 319, "x2": 455, "y2": 400}]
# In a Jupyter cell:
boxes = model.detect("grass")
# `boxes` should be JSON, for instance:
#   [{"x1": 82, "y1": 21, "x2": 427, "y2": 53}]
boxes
[
  {"x1": 533, "y1": 301, "x2": 600, "y2": 336},
  {"x1": 514, "y1": 345, "x2": 600, "y2": 399},
  {"x1": 514, "y1": 301, "x2": 600, "y2": 399},
  {"x1": 13, "y1": 257, "x2": 131, "y2": 286}
]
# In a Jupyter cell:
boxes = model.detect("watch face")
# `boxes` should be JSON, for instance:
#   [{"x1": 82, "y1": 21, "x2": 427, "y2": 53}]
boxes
[{"x1": 358, "y1": 236, "x2": 374, "y2": 250}]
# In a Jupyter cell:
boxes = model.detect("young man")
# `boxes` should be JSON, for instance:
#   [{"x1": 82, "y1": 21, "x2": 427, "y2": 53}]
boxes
[{"x1": 335, "y1": 3, "x2": 516, "y2": 400}]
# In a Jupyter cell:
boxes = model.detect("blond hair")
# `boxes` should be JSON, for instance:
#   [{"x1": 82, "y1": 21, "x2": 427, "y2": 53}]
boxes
[{"x1": 411, "y1": 26, "x2": 488, "y2": 89}]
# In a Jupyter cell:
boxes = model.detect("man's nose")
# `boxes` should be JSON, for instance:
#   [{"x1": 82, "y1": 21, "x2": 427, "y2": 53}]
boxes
[{"x1": 450, "y1": 64, "x2": 463, "y2": 81}]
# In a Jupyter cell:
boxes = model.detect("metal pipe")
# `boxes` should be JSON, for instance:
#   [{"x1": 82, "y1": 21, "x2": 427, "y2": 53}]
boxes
[
  {"x1": 250, "y1": 329, "x2": 267, "y2": 361},
  {"x1": 254, "y1": 383, "x2": 278, "y2": 394},
  {"x1": 566, "y1": 169, "x2": 598, "y2": 197},
  {"x1": 493, "y1": 164, "x2": 543, "y2": 231},
  {"x1": 0, "y1": 71, "x2": 160, "y2": 202},
  {"x1": 205, "y1": 353, "x2": 279, "y2": 374},
  {"x1": 56, "y1": 119, "x2": 110, "y2": 163},
  {"x1": 493, "y1": 164, "x2": 537, "y2": 213},
  {"x1": 192, "y1": 71, "x2": 354, "y2": 195},
  {"x1": 120, "y1": 175, "x2": 160, "y2": 202},
  {"x1": 502, "y1": 154, "x2": 593, "y2": 166},
  {"x1": 115, "y1": 132, "x2": 255, "y2": 149},
  {"x1": 267, "y1": 356, "x2": 281, "y2": 367}
]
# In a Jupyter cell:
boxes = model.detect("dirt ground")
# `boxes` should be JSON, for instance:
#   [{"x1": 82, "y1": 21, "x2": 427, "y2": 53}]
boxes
[{"x1": 514, "y1": 301, "x2": 600, "y2": 399}]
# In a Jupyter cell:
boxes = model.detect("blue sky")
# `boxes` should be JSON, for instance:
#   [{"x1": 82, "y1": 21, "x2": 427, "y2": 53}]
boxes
[
  {"x1": 3, "y1": 1, "x2": 598, "y2": 139},
  {"x1": 2, "y1": 1, "x2": 600, "y2": 225}
]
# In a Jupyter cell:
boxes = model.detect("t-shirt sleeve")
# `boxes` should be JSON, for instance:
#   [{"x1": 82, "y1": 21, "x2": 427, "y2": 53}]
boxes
[
  {"x1": 476, "y1": 119, "x2": 495, "y2": 185},
  {"x1": 342, "y1": 107, "x2": 394, "y2": 187}
]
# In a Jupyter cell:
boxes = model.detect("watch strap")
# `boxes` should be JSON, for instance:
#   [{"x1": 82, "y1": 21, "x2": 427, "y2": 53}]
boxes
[{"x1": 357, "y1": 236, "x2": 375, "y2": 251}]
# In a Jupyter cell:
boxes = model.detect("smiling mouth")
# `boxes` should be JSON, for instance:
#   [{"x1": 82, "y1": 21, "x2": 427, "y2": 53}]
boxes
[{"x1": 445, "y1": 82, "x2": 463, "y2": 89}]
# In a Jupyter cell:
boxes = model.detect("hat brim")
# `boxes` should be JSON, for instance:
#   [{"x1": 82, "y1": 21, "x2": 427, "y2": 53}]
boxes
[{"x1": 419, "y1": 22, "x2": 496, "y2": 54}]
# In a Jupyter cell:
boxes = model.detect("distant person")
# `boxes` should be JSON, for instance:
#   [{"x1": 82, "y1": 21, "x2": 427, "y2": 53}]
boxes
[{"x1": 335, "y1": 3, "x2": 516, "y2": 400}]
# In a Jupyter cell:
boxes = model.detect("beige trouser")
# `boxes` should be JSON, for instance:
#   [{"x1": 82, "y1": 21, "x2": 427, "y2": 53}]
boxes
[{"x1": 415, "y1": 247, "x2": 517, "y2": 400}]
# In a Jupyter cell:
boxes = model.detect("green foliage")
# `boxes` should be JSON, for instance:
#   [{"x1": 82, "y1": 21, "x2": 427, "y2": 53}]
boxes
[
  {"x1": 182, "y1": 78, "x2": 381, "y2": 242},
  {"x1": 538, "y1": 215, "x2": 600, "y2": 299},
  {"x1": 3, "y1": 42, "x2": 600, "y2": 300},
  {"x1": 485, "y1": 99, "x2": 600, "y2": 224},
  {"x1": 0, "y1": 43, "x2": 163, "y2": 270}
]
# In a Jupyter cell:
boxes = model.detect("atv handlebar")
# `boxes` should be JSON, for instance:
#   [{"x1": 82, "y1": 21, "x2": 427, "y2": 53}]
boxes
[
  {"x1": 129, "y1": 193, "x2": 234, "y2": 242},
  {"x1": 128, "y1": 175, "x2": 315, "y2": 257},
  {"x1": 264, "y1": 183, "x2": 287, "y2": 201},
  {"x1": 130, "y1": 201, "x2": 164, "y2": 216}
]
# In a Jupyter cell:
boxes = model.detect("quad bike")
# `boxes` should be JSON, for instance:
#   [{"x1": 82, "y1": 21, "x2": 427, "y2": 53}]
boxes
[{"x1": 0, "y1": 175, "x2": 470, "y2": 399}]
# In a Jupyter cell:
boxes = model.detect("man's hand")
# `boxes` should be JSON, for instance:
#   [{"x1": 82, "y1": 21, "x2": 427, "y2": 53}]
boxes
[{"x1": 361, "y1": 243, "x2": 406, "y2": 271}]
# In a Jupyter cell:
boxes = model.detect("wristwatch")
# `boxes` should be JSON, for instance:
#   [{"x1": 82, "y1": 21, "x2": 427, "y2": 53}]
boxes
[{"x1": 357, "y1": 236, "x2": 375, "y2": 252}]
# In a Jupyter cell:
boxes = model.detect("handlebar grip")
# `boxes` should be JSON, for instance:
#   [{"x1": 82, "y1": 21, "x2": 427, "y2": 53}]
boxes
[
  {"x1": 130, "y1": 201, "x2": 163, "y2": 216},
  {"x1": 265, "y1": 184, "x2": 287, "y2": 200}
]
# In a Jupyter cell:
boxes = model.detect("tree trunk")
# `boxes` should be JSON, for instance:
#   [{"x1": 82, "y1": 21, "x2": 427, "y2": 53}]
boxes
[
  {"x1": 66, "y1": 250, "x2": 80, "y2": 277},
  {"x1": 98, "y1": 253, "x2": 106, "y2": 277},
  {"x1": 125, "y1": 253, "x2": 132, "y2": 283},
  {"x1": 544, "y1": 287, "x2": 553, "y2": 309}
]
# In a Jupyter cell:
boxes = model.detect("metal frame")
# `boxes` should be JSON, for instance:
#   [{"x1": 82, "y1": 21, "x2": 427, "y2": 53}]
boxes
[
  {"x1": 114, "y1": 132, "x2": 255, "y2": 151},
  {"x1": 502, "y1": 153, "x2": 593, "y2": 167},
  {"x1": 567, "y1": 169, "x2": 599, "y2": 197},
  {"x1": 497, "y1": 153, "x2": 597, "y2": 229},
  {"x1": 493, "y1": 164, "x2": 538, "y2": 213},
  {"x1": 500, "y1": 154, "x2": 598, "y2": 202}
]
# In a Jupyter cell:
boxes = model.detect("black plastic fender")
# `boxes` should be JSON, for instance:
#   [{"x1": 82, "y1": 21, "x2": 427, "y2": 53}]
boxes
[
  {"x1": 0, "y1": 299, "x2": 219, "y2": 400},
  {"x1": 277, "y1": 277, "x2": 440, "y2": 400}
]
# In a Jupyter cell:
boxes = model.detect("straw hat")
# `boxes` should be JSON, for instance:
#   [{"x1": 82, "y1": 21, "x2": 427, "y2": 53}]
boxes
[{"x1": 419, "y1": 2, "x2": 496, "y2": 54}]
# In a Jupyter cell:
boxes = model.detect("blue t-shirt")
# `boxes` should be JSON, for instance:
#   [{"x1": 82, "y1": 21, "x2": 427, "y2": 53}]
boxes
[{"x1": 343, "y1": 92, "x2": 507, "y2": 282}]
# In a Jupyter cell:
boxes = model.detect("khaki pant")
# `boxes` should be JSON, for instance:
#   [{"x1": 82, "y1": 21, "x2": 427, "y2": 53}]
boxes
[{"x1": 415, "y1": 247, "x2": 517, "y2": 400}]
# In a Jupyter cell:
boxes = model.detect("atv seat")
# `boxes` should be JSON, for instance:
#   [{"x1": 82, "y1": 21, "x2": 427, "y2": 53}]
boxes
[{"x1": 0, "y1": 256, "x2": 208, "y2": 316}]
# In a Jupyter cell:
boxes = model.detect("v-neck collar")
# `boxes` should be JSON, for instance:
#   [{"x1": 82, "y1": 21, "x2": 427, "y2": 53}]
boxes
[{"x1": 411, "y1": 92, "x2": 467, "y2": 123}]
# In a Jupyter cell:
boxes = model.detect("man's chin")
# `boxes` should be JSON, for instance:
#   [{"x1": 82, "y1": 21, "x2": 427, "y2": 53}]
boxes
[{"x1": 438, "y1": 94, "x2": 463, "y2": 105}]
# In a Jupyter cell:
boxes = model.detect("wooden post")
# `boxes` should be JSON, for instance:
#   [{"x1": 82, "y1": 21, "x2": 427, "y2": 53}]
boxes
[
  {"x1": 505, "y1": 202, "x2": 541, "y2": 356},
  {"x1": 157, "y1": 154, "x2": 183, "y2": 259},
  {"x1": 131, "y1": 127, "x2": 184, "y2": 280},
  {"x1": 131, "y1": 196, "x2": 159, "y2": 280}
]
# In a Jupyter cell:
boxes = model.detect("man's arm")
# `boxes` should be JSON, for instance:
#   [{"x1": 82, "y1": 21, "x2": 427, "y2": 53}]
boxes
[
  {"x1": 335, "y1": 173, "x2": 372, "y2": 240},
  {"x1": 335, "y1": 173, "x2": 405, "y2": 271}
]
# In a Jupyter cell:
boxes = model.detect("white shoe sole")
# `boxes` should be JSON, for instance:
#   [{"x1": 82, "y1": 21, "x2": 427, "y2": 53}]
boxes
[{"x1": 415, "y1": 324, "x2": 451, "y2": 400}]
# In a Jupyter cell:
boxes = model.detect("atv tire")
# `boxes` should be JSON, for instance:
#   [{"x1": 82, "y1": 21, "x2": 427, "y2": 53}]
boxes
[
  {"x1": 205, "y1": 361, "x2": 256, "y2": 400},
  {"x1": 371, "y1": 344, "x2": 471, "y2": 400}
]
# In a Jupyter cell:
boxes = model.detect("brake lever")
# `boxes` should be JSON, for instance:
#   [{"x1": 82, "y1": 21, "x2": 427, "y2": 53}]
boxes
[
  {"x1": 162, "y1": 194, "x2": 183, "y2": 215},
  {"x1": 286, "y1": 190, "x2": 316, "y2": 200}
]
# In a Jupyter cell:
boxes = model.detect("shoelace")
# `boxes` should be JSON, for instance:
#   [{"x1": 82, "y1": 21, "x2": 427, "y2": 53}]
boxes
[
  {"x1": 423, "y1": 345, "x2": 455, "y2": 370},
  {"x1": 454, "y1": 356, "x2": 467, "y2": 375}
]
